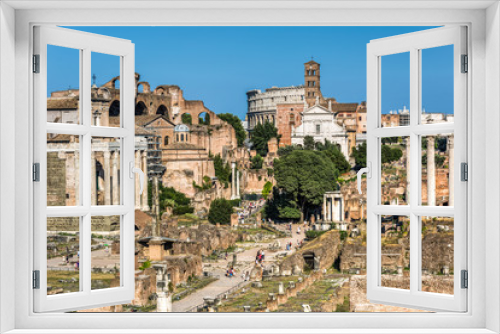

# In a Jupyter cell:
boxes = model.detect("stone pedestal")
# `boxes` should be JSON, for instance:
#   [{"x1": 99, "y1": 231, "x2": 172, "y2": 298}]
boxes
[
  {"x1": 149, "y1": 238, "x2": 166, "y2": 262},
  {"x1": 156, "y1": 292, "x2": 172, "y2": 312},
  {"x1": 230, "y1": 213, "x2": 239, "y2": 227}
]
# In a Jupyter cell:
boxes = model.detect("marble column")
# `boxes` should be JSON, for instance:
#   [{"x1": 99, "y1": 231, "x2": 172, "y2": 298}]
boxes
[
  {"x1": 91, "y1": 150, "x2": 97, "y2": 206},
  {"x1": 236, "y1": 169, "x2": 240, "y2": 199},
  {"x1": 231, "y1": 162, "x2": 236, "y2": 200},
  {"x1": 322, "y1": 195, "x2": 327, "y2": 221},
  {"x1": 103, "y1": 150, "x2": 111, "y2": 206},
  {"x1": 427, "y1": 136, "x2": 436, "y2": 206},
  {"x1": 448, "y1": 136, "x2": 454, "y2": 206},
  {"x1": 154, "y1": 263, "x2": 172, "y2": 312},
  {"x1": 135, "y1": 150, "x2": 140, "y2": 209},
  {"x1": 112, "y1": 151, "x2": 119, "y2": 205},
  {"x1": 141, "y1": 151, "x2": 149, "y2": 211}
]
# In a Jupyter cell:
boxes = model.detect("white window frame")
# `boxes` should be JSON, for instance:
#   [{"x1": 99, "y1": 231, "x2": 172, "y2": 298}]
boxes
[
  {"x1": 366, "y1": 26, "x2": 467, "y2": 312},
  {"x1": 33, "y1": 26, "x2": 136, "y2": 312},
  {"x1": 0, "y1": 2, "x2": 498, "y2": 333}
]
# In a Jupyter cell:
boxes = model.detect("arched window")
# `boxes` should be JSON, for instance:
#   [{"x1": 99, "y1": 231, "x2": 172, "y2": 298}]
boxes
[
  {"x1": 180, "y1": 134, "x2": 184, "y2": 142},
  {"x1": 135, "y1": 101, "x2": 147, "y2": 116},
  {"x1": 176, "y1": 134, "x2": 179, "y2": 142},
  {"x1": 164, "y1": 136, "x2": 169, "y2": 146},
  {"x1": 156, "y1": 105, "x2": 168, "y2": 117},
  {"x1": 109, "y1": 100, "x2": 120, "y2": 117}
]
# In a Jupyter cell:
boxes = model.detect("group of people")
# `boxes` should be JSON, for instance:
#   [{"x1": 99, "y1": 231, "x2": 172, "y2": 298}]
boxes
[
  {"x1": 255, "y1": 249, "x2": 265, "y2": 265},
  {"x1": 225, "y1": 267, "x2": 235, "y2": 277}
]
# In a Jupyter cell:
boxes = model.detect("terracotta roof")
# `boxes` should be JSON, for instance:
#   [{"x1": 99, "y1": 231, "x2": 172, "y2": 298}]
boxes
[
  {"x1": 304, "y1": 60, "x2": 319, "y2": 65},
  {"x1": 164, "y1": 142, "x2": 204, "y2": 150},
  {"x1": 330, "y1": 103, "x2": 359, "y2": 113},
  {"x1": 135, "y1": 114, "x2": 174, "y2": 127},
  {"x1": 135, "y1": 125, "x2": 157, "y2": 136},
  {"x1": 47, "y1": 98, "x2": 79, "y2": 110}
]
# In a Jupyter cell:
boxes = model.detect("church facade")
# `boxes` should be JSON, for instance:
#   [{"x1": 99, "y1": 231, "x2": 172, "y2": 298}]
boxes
[
  {"x1": 246, "y1": 60, "x2": 366, "y2": 159},
  {"x1": 291, "y1": 101, "x2": 349, "y2": 158}
]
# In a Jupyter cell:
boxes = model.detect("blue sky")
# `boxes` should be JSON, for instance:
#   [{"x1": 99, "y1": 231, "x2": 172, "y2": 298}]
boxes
[{"x1": 49, "y1": 26, "x2": 453, "y2": 120}]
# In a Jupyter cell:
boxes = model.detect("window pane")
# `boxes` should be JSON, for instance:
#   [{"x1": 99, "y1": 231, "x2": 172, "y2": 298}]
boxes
[
  {"x1": 421, "y1": 45, "x2": 454, "y2": 124},
  {"x1": 47, "y1": 217, "x2": 80, "y2": 295},
  {"x1": 91, "y1": 215, "x2": 121, "y2": 290},
  {"x1": 47, "y1": 45, "x2": 80, "y2": 124},
  {"x1": 380, "y1": 215, "x2": 410, "y2": 290},
  {"x1": 380, "y1": 137, "x2": 409, "y2": 205},
  {"x1": 380, "y1": 52, "x2": 410, "y2": 127},
  {"x1": 91, "y1": 52, "x2": 121, "y2": 127},
  {"x1": 47, "y1": 134, "x2": 80, "y2": 206},
  {"x1": 91, "y1": 137, "x2": 121, "y2": 206},
  {"x1": 421, "y1": 134, "x2": 453, "y2": 206},
  {"x1": 421, "y1": 216, "x2": 454, "y2": 295}
]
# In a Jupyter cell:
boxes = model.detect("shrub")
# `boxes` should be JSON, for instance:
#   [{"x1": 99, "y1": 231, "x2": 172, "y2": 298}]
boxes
[
  {"x1": 173, "y1": 205, "x2": 194, "y2": 215},
  {"x1": 305, "y1": 230, "x2": 326, "y2": 239},
  {"x1": 208, "y1": 198, "x2": 234, "y2": 225}
]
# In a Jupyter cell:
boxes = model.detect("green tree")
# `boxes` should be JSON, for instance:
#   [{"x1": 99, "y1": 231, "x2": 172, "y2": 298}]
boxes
[
  {"x1": 351, "y1": 142, "x2": 367, "y2": 169},
  {"x1": 217, "y1": 113, "x2": 246, "y2": 147},
  {"x1": 303, "y1": 136, "x2": 315, "y2": 150},
  {"x1": 273, "y1": 150, "x2": 338, "y2": 221},
  {"x1": 213, "y1": 154, "x2": 231, "y2": 187},
  {"x1": 315, "y1": 139, "x2": 351, "y2": 174},
  {"x1": 251, "y1": 121, "x2": 281, "y2": 157},
  {"x1": 250, "y1": 154, "x2": 264, "y2": 169},
  {"x1": 277, "y1": 144, "x2": 303, "y2": 157},
  {"x1": 158, "y1": 183, "x2": 194, "y2": 216},
  {"x1": 262, "y1": 181, "x2": 273, "y2": 199},
  {"x1": 181, "y1": 113, "x2": 192, "y2": 125},
  {"x1": 208, "y1": 198, "x2": 234, "y2": 225},
  {"x1": 381, "y1": 145, "x2": 403, "y2": 164}
]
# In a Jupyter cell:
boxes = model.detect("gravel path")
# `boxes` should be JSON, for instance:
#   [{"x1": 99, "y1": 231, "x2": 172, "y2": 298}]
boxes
[{"x1": 171, "y1": 223, "x2": 306, "y2": 312}]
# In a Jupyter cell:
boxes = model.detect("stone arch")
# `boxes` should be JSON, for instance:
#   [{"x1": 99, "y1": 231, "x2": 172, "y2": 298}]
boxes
[
  {"x1": 109, "y1": 100, "x2": 120, "y2": 117},
  {"x1": 197, "y1": 111, "x2": 210, "y2": 125},
  {"x1": 156, "y1": 105, "x2": 169, "y2": 117},
  {"x1": 135, "y1": 101, "x2": 148, "y2": 116},
  {"x1": 181, "y1": 113, "x2": 192, "y2": 125},
  {"x1": 302, "y1": 251, "x2": 315, "y2": 270},
  {"x1": 137, "y1": 81, "x2": 150, "y2": 94}
]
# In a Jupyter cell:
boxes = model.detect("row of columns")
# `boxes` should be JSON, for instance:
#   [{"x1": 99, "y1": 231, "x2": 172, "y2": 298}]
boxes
[
  {"x1": 322, "y1": 193, "x2": 344, "y2": 222},
  {"x1": 250, "y1": 113, "x2": 275, "y2": 128},
  {"x1": 91, "y1": 149, "x2": 149, "y2": 210}
]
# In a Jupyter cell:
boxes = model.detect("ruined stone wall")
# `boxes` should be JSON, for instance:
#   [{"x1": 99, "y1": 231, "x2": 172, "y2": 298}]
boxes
[
  {"x1": 162, "y1": 149, "x2": 215, "y2": 198},
  {"x1": 165, "y1": 255, "x2": 203, "y2": 287},
  {"x1": 162, "y1": 224, "x2": 239, "y2": 256},
  {"x1": 242, "y1": 169, "x2": 275, "y2": 195},
  {"x1": 279, "y1": 230, "x2": 341, "y2": 274}
]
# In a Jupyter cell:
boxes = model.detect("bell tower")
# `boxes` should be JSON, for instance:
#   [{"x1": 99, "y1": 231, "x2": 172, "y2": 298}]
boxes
[{"x1": 304, "y1": 60, "x2": 322, "y2": 107}]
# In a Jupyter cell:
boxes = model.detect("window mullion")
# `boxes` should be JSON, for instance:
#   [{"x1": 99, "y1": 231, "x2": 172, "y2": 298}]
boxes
[
  {"x1": 409, "y1": 47, "x2": 420, "y2": 294},
  {"x1": 81, "y1": 48, "x2": 92, "y2": 294}
]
